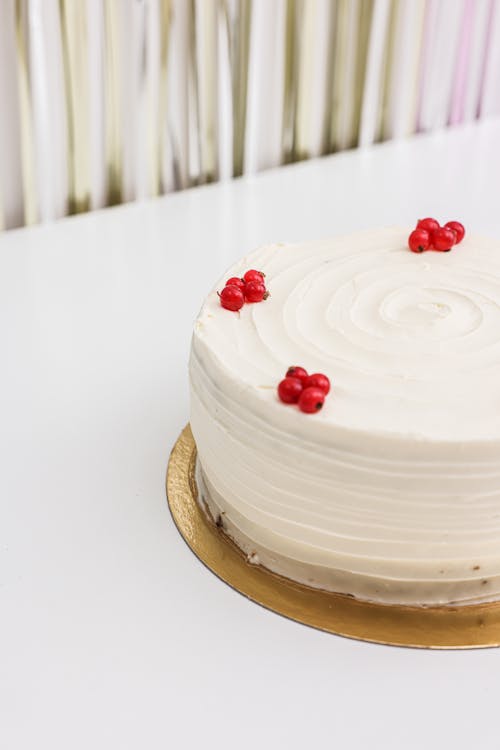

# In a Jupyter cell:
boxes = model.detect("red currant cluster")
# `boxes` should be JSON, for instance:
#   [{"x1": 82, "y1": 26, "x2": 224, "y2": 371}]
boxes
[
  {"x1": 408, "y1": 218, "x2": 465, "y2": 254},
  {"x1": 278, "y1": 366, "x2": 331, "y2": 414},
  {"x1": 218, "y1": 269, "x2": 269, "y2": 311}
]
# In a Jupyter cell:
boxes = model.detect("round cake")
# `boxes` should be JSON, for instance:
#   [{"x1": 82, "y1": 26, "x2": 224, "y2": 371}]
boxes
[{"x1": 189, "y1": 227, "x2": 500, "y2": 606}]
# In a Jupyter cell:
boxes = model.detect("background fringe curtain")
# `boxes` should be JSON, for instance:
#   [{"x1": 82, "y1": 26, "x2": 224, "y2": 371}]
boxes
[{"x1": 0, "y1": 0, "x2": 499, "y2": 230}]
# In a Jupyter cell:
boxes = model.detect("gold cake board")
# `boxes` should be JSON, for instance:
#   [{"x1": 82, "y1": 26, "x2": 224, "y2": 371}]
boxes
[{"x1": 166, "y1": 425, "x2": 500, "y2": 649}]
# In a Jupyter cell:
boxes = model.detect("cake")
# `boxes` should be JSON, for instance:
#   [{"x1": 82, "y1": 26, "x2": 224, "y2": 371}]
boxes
[{"x1": 189, "y1": 227, "x2": 500, "y2": 607}]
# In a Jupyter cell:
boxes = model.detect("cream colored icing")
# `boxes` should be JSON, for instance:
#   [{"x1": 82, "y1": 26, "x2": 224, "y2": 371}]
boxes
[{"x1": 189, "y1": 227, "x2": 500, "y2": 605}]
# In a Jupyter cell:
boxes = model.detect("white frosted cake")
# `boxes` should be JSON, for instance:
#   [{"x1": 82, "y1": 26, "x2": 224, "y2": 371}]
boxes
[{"x1": 189, "y1": 227, "x2": 500, "y2": 606}]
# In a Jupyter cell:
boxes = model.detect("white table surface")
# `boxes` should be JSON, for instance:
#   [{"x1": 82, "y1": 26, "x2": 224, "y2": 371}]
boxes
[{"x1": 3, "y1": 119, "x2": 500, "y2": 750}]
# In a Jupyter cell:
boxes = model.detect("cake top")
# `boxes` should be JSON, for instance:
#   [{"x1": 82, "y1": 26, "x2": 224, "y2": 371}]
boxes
[{"x1": 193, "y1": 227, "x2": 500, "y2": 444}]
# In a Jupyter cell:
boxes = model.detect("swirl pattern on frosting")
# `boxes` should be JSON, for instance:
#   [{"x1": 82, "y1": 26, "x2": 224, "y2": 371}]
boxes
[{"x1": 189, "y1": 228, "x2": 500, "y2": 605}]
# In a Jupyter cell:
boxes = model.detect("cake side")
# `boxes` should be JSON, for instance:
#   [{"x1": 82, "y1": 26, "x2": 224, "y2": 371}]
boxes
[{"x1": 189, "y1": 227, "x2": 500, "y2": 606}]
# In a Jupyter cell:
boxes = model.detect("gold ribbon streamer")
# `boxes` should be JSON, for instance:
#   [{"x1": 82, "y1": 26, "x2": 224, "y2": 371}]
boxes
[
  {"x1": 103, "y1": 0, "x2": 122, "y2": 206},
  {"x1": 376, "y1": 0, "x2": 397, "y2": 143},
  {"x1": 192, "y1": 0, "x2": 218, "y2": 184},
  {"x1": 328, "y1": 0, "x2": 348, "y2": 152},
  {"x1": 328, "y1": 0, "x2": 374, "y2": 152},
  {"x1": 158, "y1": 0, "x2": 172, "y2": 195},
  {"x1": 351, "y1": 0, "x2": 374, "y2": 146},
  {"x1": 59, "y1": 0, "x2": 91, "y2": 214},
  {"x1": 15, "y1": 0, "x2": 38, "y2": 226},
  {"x1": 224, "y1": 0, "x2": 251, "y2": 177},
  {"x1": 282, "y1": 0, "x2": 298, "y2": 164}
]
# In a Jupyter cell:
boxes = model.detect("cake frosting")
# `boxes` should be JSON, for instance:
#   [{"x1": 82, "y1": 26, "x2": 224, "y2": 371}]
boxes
[{"x1": 189, "y1": 227, "x2": 500, "y2": 606}]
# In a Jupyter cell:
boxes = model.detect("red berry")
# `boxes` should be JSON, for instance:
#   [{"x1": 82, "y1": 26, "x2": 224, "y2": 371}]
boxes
[
  {"x1": 226, "y1": 276, "x2": 245, "y2": 291},
  {"x1": 298, "y1": 387, "x2": 325, "y2": 414},
  {"x1": 245, "y1": 281, "x2": 269, "y2": 303},
  {"x1": 303, "y1": 373, "x2": 330, "y2": 395},
  {"x1": 416, "y1": 218, "x2": 440, "y2": 234},
  {"x1": 432, "y1": 227, "x2": 456, "y2": 252},
  {"x1": 446, "y1": 227, "x2": 458, "y2": 244},
  {"x1": 286, "y1": 366, "x2": 308, "y2": 383},
  {"x1": 243, "y1": 269, "x2": 265, "y2": 283},
  {"x1": 218, "y1": 285, "x2": 245, "y2": 311},
  {"x1": 444, "y1": 221, "x2": 465, "y2": 243},
  {"x1": 408, "y1": 229, "x2": 430, "y2": 253},
  {"x1": 278, "y1": 377, "x2": 303, "y2": 404}
]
